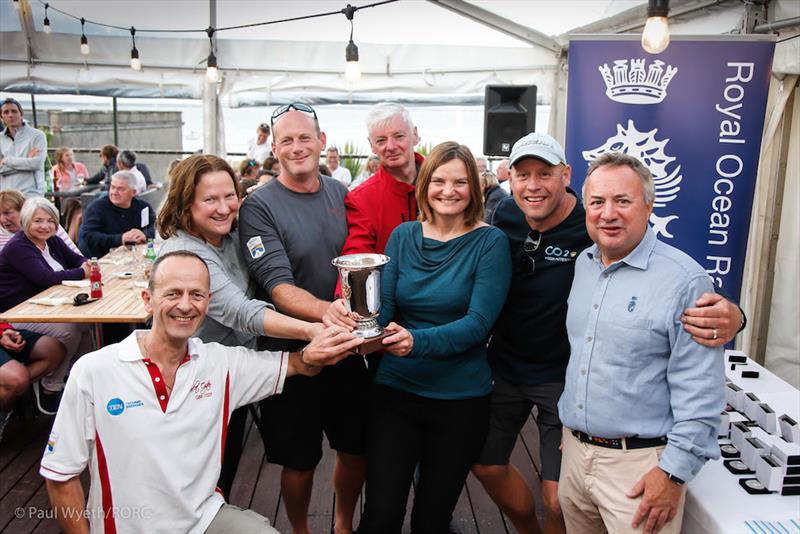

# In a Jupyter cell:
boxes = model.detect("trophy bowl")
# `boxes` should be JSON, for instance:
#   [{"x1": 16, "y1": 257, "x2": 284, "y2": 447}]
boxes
[{"x1": 331, "y1": 253, "x2": 390, "y2": 339}]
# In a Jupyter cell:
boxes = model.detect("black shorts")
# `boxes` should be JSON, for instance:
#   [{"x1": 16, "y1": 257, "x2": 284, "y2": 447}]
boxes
[
  {"x1": 0, "y1": 329, "x2": 43, "y2": 367},
  {"x1": 258, "y1": 354, "x2": 371, "y2": 471},
  {"x1": 477, "y1": 375, "x2": 564, "y2": 481}
]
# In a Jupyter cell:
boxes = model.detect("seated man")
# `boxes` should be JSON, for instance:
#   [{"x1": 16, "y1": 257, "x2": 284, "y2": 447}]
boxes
[
  {"x1": 116, "y1": 150, "x2": 147, "y2": 193},
  {"x1": 41, "y1": 251, "x2": 363, "y2": 534},
  {"x1": 78, "y1": 171, "x2": 155, "y2": 258},
  {"x1": 0, "y1": 324, "x2": 65, "y2": 441}
]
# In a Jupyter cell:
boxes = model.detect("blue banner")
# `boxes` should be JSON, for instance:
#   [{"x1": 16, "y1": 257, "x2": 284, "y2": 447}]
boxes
[{"x1": 565, "y1": 37, "x2": 774, "y2": 300}]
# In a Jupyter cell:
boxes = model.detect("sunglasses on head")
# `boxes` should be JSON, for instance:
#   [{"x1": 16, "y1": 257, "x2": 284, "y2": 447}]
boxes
[
  {"x1": 522, "y1": 230, "x2": 542, "y2": 274},
  {"x1": 270, "y1": 103, "x2": 317, "y2": 127}
]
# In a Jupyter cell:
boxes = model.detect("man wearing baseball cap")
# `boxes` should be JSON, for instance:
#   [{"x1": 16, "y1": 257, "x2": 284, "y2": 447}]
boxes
[{"x1": 471, "y1": 133, "x2": 744, "y2": 534}]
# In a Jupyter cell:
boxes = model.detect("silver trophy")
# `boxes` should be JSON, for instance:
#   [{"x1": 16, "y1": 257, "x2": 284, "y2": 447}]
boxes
[{"x1": 331, "y1": 253, "x2": 390, "y2": 341}]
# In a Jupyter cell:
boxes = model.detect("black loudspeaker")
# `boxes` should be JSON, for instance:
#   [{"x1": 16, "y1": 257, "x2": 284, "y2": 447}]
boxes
[{"x1": 483, "y1": 85, "x2": 537, "y2": 156}]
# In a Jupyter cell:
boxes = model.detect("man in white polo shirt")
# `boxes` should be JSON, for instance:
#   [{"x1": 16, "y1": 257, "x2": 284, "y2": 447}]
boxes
[{"x1": 40, "y1": 250, "x2": 363, "y2": 534}]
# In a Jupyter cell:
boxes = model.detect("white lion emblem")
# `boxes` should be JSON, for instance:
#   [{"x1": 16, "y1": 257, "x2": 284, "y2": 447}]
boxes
[{"x1": 582, "y1": 120, "x2": 682, "y2": 239}]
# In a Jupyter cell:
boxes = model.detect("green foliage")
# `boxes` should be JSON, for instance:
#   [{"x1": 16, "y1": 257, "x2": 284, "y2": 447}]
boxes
[
  {"x1": 340, "y1": 140, "x2": 365, "y2": 178},
  {"x1": 416, "y1": 142, "x2": 435, "y2": 157},
  {"x1": 38, "y1": 126, "x2": 53, "y2": 174}
]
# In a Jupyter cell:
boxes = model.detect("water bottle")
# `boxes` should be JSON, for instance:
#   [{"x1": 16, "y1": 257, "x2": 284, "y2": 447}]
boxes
[
  {"x1": 145, "y1": 239, "x2": 156, "y2": 262},
  {"x1": 90, "y1": 257, "x2": 102, "y2": 299}
]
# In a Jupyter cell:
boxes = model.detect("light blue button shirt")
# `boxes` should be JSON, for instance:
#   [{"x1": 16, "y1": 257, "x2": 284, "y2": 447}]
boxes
[{"x1": 559, "y1": 228, "x2": 725, "y2": 482}]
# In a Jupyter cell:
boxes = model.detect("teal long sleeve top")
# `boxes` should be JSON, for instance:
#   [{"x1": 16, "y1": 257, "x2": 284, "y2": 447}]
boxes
[{"x1": 377, "y1": 221, "x2": 512, "y2": 399}]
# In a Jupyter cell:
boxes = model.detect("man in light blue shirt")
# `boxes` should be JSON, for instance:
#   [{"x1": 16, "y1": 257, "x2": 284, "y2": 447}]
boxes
[
  {"x1": 558, "y1": 152, "x2": 725, "y2": 534},
  {"x1": 0, "y1": 98, "x2": 46, "y2": 197}
]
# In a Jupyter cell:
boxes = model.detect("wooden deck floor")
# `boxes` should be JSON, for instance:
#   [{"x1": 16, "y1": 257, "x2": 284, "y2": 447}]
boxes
[{"x1": 0, "y1": 408, "x2": 544, "y2": 533}]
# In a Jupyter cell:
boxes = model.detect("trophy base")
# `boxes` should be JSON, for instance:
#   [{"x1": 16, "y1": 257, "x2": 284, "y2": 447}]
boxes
[{"x1": 356, "y1": 330, "x2": 392, "y2": 355}]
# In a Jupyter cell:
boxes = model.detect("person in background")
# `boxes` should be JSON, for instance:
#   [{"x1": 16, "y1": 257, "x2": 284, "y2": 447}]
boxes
[
  {"x1": 349, "y1": 155, "x2": 379, "y2": 190},
  {"x1": 0, "y1": 97, "x2": 46, "y2": 197},
  {"x1": 326, "y1": 147, "x2": 352, "y2": 188},
  {"x1": 0, "y1": 196, "x2": 91, "y2": 415},
  {"x1": 497, "y1": 159, "x2": 511, "y2": 193},
  {"x1": 480, "y1": 169, "x2": 508, "y2": 223},
  {"x1": 247, "y1": 123, "x2": 272, "y2": 164},
  {"x1": 0, "y1": 189, "x2": 81, "y2": 254},
  {"x1": 85, "y1": 144, "x2": 119, "y2": 187},
  {"x1": 40, "y1": 250, "x2": 362, "y2": 534},
  {"x1": 116, "y1": 150, "x2": 147, "y2": 193},
  {"x1": 475, "y1": 157, "x2": 489, "y2": 174},
  {"x1": 262, "y1": 155, "x2": 280, "y2": 176},
  {"x1": 239, "y1": 158, "x2": 260, "y2": 182},
  {"x1": 358, "y1": 142, "x2": 511, "y2": 534},
  {"x1": 157, "y1": 154, "x2": 328, "y2": 496},
  {"x1": 78, "y1": 171, "x2": 155, "y2": 258},
  {"x1": 60, "y1": 198, "x2": 82, "y2": 246},
  {"x1": 0, "y1": 323, "x2": 65, "y2": 441},
  {"x1": 51, "y1": 147, "x2": 89, "y2": 192}
]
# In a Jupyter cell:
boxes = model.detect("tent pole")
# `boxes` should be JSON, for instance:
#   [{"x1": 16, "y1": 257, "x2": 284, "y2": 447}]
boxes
[{"x1": 112, "y1": 97, "x2": 119, "y2": 146}]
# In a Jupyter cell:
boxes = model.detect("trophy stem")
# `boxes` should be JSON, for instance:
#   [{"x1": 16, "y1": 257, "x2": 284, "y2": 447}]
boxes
[{"x1": 354, "y1": 318, "x2": 383, "y2": 338}]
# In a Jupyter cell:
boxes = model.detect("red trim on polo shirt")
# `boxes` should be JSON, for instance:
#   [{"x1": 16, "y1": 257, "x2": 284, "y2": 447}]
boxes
[
  {"x1": 220, "y1": 372, "x2": 230, "y2": 466},
  {"x1": 142, "y1": 352, "x2": 192, "y2": 413},
  {"x1": 95, "y1": 433, "x2": 117, "y2": 534},
  {"x1": 40, "y1": 465, "x2": 77, "y2": 477}
]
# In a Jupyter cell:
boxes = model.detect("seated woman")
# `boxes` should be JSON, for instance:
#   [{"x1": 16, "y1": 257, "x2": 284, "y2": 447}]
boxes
[
  {"x1": 51, "y1": 147, "x2": 89, "y2": 192},
  {"x1": 0, "y1": 323, "x2": 65, "y2": 441},
  {"x1": 0, "y1": 197, "x2": 92, "y2": 414},
  {"x1": 358, "y1": 142, "x2": 512, "y2": 533},
  {"x1": 157, "y1": 154, "x2": 324, "y2": 495},
  {"x1": 0, "y1": 190, "x2": 80, "y2": 254}
]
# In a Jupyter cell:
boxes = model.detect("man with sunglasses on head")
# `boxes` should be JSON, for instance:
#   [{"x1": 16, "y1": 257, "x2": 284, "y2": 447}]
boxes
[
  {"x1": 471, "y1": 133, "x2": 744, "y2": 534},
  {"x1": 238, "y1": 103, "x2": 369, "y2": 534},
  {"x1": 0, "y1": 98, "x2": 46, "y2": 197}
]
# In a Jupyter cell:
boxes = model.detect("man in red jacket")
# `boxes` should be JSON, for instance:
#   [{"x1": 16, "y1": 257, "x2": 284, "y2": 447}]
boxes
[{"x1": 340, "y1": 103, "x2": 424, "y2": 256}]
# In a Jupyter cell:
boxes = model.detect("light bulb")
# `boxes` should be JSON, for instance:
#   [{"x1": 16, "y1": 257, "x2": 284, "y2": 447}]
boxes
[
  {"x1": 642, "y1": 16, "x2": 670, "y2": 54},
  {"x1": 12, "y1": 0, "x2": 20, "y2": 11},
  {"x1": 80, "y1": 35, "x2": 90, "y2": 56},
  {"x1": 206, "y1": 66, "x2": 219, "y2": 83},
  {"x1": 345, "y1": 40, "x2": 361, "y2": 81},
  {"x1": 43, "y1": 18, "x2": 52, "y2": 34},
  {"x1": 130, "y1": 48, "x2": 141, "y2": 71},
  {"x1": 345, "y1": 61, "x2": 361, "y2": 81}
]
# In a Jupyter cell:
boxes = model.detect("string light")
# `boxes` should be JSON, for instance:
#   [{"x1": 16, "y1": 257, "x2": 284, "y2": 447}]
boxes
[
  {"x1": 12, "y1": 0, "x2": 20, "y2": 11},
  {"x1": 205, "y1": 27, "x2": 219, "y2": 83},
  {"x1": 80, "y1": 17, "x2": 90, "y2": 55},
  {"x1": 642, "y1": 0, "x2": 670, "y2": 54},
  {"x1": 343, "y1": 4, "x2": 361, "y2": 81},
  {"x1": 43, "y1": 3, "x2": 51, "y2": 34},
  {"x1": 129, "y1": 27, "x2": 141, "y2": 71},
  {"x1": 34, "y1": 0, "x2": 399, "y2": 78}
]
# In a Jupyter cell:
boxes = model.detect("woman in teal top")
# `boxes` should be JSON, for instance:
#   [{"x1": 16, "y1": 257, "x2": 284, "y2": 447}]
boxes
[{"x1": 360, "y1": 142, "x2": 511, "y2": 534}]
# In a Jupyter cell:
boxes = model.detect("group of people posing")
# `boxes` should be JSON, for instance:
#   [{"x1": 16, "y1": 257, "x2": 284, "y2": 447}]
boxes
[{"x1": 32, "y1": 101, "x2": 743, "y2": 534}]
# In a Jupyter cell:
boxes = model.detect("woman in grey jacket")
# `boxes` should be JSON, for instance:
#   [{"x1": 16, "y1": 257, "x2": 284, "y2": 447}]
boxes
[{"x1": 157, "y1": 154, "x2": 323, "y2": 495}]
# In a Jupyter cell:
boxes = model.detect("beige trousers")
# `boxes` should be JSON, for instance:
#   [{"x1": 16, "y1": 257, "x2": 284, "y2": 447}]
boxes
[{"x1": 558, "y1": 428, "x2": 686, "y2": 534}]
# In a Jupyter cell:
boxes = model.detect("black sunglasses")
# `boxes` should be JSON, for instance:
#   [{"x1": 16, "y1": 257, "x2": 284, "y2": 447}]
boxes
[
  {"x1": 270, "y1": 103, "x2": 317, "y2": 127},
  {"x1": 522, "y1": 230, "x2": 542, "y2": 273}
]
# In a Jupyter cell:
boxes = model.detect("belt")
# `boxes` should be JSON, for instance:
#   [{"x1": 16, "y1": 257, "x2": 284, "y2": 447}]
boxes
[{"x1": 572, "y1": 430, "x2": 667, "y2": 450}]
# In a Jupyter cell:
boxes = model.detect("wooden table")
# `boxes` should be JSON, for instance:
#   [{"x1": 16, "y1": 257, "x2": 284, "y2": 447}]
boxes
[{"x1": 0, "y1": 245, "x2": 151, "y2": 325}]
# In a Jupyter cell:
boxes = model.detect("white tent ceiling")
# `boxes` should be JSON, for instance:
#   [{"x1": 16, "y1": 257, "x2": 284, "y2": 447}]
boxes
[{"x1": 1, "y1": 0, "x2": 797, "y2": 106}]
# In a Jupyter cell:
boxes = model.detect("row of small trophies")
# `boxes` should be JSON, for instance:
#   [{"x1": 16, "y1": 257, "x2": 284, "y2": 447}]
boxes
[{"x1": 721, "y1": 350, "x2": 800, "y2": 496}]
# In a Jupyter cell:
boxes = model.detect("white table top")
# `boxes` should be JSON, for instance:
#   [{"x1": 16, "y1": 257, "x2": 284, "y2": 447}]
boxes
[{"x1": 682, "y1": 351, "x2": 800, "y2": 534}]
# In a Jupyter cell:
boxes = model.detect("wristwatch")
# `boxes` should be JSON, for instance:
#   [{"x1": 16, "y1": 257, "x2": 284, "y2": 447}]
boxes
[{"x1": 660, "y1": 468, "x2": 685, "y2": 485}]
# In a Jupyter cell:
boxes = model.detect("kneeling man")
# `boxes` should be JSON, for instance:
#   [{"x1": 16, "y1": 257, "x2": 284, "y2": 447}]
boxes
[
  {"x1": 558, "y1": 152, "x2": 725, "y2": 534},
  {"x1": 40, "y1": 251, "x2": 362, "y2": 534}
]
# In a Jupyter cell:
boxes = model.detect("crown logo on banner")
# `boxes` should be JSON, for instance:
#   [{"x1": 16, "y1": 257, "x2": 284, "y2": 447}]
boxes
[{"x1": 598, "y1": 59, "x2": 678, "y2": 104}]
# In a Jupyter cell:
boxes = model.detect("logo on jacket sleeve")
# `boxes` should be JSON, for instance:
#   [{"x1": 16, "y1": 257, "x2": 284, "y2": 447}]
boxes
[{"x1": 247, "y1": 236, "x2": 265, "y2": 259}]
